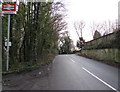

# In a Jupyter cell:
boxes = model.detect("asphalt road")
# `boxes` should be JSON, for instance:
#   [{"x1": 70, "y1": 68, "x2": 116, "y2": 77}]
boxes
[{"x1": 48, "y1": 54, "x2": 119, "y2": 91}]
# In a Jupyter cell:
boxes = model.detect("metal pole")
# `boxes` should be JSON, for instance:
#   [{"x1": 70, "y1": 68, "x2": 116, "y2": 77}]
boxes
[
  {"x1": 0, "y1": 1, "x2": 2, "y2": 91},
  {"x1": 6, "y1": 15, "x2": 10, "y2": 71}
]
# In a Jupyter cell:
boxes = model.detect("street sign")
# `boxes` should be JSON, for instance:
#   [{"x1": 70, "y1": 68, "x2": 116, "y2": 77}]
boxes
[
  {"x1": 5, "y1": 42, "x2": 11, "y2": 46},
  {"x1": 2, "y1": 3, "x2": 16, "y2": 71},
  {"x1": 2, "y1": 3, "x2": 16, "y2": 14}
]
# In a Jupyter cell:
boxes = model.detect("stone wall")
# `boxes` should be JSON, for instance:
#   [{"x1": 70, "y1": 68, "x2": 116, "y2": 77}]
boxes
[
  {"x1": 80, "y1": 30, "x2": 120, "y2": 64},
  {"x1": 81, "y1": 49, "x2": 120, "y2": 63},
  {"x1": 84, "y1": 32, "x2": 117, "y2": 49}
]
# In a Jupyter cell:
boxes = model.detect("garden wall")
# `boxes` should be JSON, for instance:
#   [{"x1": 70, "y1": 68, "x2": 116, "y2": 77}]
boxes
[
  {"x1": 81, "y1": 29, "x2": 120, "y2": 64},
  {"x1": 81, "y1": 49, "x2": 120, "y2": 63}
]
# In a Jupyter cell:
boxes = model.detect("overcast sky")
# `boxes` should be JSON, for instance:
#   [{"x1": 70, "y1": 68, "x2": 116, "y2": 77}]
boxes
[{"x1": 60, "y1": 0, "x2": 119, "y2": 46}]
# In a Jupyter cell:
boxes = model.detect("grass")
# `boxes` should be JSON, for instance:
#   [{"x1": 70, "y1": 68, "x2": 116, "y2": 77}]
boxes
[
  {"x1": 1, "y1": 61, "x2": 51, "y2": 75},
  {"x1": 2, "y1": 53, "x2": 56, "y2": 75}
]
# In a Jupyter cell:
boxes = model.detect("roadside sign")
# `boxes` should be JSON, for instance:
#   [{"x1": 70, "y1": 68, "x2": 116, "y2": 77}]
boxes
[
  {"x1": 5, "y1": 42, "x2": 11, "y2": 46},
  {"x1": 2, "y1": 3, "x2": 16, "y2": 71},
  {"x1": 2, "y1": 3, "x2": 16, "y2": 14}
]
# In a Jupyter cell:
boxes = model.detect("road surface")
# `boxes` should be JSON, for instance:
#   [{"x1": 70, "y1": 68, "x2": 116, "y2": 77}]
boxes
[
  {"x1": 2, "y1": 54, "x2": 119, "y2": 91},
  {"x1": 49, "y1": 54, "x2": 119, "y2": 91}
]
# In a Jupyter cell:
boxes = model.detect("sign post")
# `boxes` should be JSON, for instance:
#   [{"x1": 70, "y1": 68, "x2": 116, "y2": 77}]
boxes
[
  {"x1": 2, "y1": 3, "x2": 16, "y2": 71},
  {"x1": 6, "y1": 14, "x2": 10, "y2": 71}
]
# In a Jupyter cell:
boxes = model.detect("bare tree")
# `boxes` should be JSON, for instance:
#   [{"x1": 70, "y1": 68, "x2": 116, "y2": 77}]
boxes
[
  {"x1": 90, "y1": 22, "x2": 103, "y2": 38},
  {"x1": 102, "y1": 20, "x2": 118, "y2": 35},
  {"x1": 74, "y1": 20, "x2": 85, "y2": 50},
  {"x1": 74, "y1": 20, "x2": 85, "y2": 38},
  {"x1": 90, "y1": 22, "x2": 96, "y2": 37},
  {"x1": 90, "y1": 19, "x2": 118, "y2": 40},
  {"x1": 109, "y1": 19, "x2": 118, "y2": 32}
]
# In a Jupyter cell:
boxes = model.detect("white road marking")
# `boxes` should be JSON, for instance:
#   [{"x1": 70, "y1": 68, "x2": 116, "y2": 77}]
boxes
[
  {"x1": 70, "y1": 59, "x2": 75, "y2": 63},
  {"x1": 82, "y1": 67, "x2": 118, "y2": 92},
  {"x1": 70, "y1": 56, "x2": 77, "y2": 60},
  {"x1": 53, "y1": 59, "x2": 55, "y2": 63}
]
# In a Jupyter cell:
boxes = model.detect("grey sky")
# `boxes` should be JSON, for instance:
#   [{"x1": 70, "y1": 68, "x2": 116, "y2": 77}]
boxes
[{"x1": 61, "y1": 0, "x2": 119, "y2": 46}]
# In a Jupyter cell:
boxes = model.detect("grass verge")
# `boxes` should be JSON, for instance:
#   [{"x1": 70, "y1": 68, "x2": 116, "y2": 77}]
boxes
[{"x1": 1, "y1": 61, "x2": 51, "y2": 75}]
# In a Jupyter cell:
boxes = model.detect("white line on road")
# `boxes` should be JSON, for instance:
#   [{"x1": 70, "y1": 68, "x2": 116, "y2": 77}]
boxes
[
  {"x1": 70, "y1": 59, "x2": 75, "y2": 63},
  {"x1": 82, "y1": 67, "x2": 118, "y2": 92}
]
